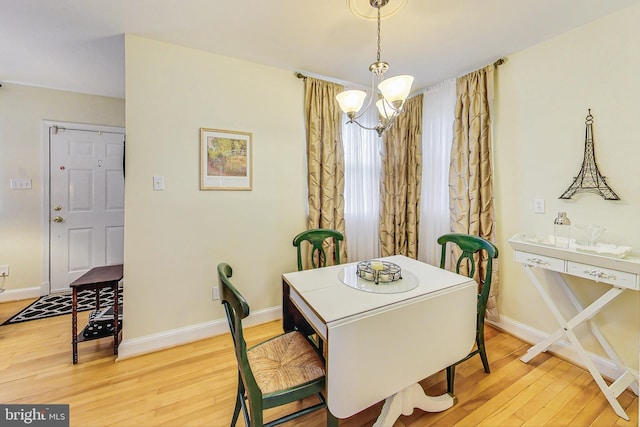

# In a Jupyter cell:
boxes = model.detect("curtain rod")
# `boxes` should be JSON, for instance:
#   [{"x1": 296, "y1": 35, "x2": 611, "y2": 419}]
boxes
[
  {"x1": 297, "y1": 57, "x2": 505, "y2": 93},
  {"x1": 298, "y1": 58, "x2": 504, "y2": 80},
  {"x1": 295, "y1": 72, "x2": 357, "y2": 88}
]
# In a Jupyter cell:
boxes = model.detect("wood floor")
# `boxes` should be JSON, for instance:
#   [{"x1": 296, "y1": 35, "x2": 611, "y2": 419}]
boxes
[{"x1": 0, "y1": 298, "x2": 637, "y2": 427}]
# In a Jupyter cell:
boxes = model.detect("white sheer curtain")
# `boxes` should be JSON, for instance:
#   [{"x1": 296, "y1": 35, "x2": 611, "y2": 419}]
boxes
[
  {"x1": 343, "y1": 107, "x2": 381, "y2": 262},
  {"x1": 418, "y1": 79, "x2": 456, "y2": 267}
]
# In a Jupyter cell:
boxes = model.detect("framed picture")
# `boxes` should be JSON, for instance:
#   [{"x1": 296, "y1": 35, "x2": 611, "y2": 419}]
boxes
[{"x1": 200, "y1": 128, "x2": 253, "y2": 190}]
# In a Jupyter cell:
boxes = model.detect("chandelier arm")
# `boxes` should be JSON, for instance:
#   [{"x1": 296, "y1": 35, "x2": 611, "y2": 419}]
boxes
[
  {"x1": 346, "y1": 113, "x2": 396, "y2": 135},
  {"x1": 349, "y1": 71, "x2": 379, "y2": 122},
  {"x1": 379, "y1": 97, "x2": 401, "y2": 119},
  {"x1": 346, "y1": 111, "x2": 399, "y2": 138},
  {"x1": 347, "y1": 117, "x2": 377, "y2": 131}
]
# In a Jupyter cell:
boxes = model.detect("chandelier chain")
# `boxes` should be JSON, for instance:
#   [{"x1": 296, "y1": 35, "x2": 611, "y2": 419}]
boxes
[{"x1": 376, "y1": 5, "x2": 382, "y2": 63}]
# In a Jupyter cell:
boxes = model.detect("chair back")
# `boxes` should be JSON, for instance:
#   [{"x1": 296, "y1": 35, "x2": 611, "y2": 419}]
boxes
[
  {"x1": 292, "y1": 229, "x2": 344, "y2": 271},
  {"x1": 437, "y1": 233, "x2": 499, "y2": 318},
  {"x1": 217, "y1": 263, "x2": 260, "y2": 402}
]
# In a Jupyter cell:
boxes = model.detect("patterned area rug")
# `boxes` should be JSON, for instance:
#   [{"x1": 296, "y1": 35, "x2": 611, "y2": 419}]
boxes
[{"x1": 2, "y1": 288, "x2": 123, "y2": 325}]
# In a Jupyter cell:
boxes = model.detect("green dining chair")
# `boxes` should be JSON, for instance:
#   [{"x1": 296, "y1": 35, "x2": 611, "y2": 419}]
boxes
[
  {"x1": 437, "y1": 233, "x2": 499, "y2": 394},
  {"x1": 217, "y1": 263, "x2": 337, "y2": 427},
  {"x1": 292, "y1": 229, "x2": 344, "y2": 271}
]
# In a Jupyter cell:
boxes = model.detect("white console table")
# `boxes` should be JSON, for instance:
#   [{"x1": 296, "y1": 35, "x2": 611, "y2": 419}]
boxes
[{"x1": 509, "y1": 237, "x2": 639, "y2": 420}]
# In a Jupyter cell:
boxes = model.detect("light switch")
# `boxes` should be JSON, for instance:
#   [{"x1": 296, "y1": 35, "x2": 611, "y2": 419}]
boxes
[
  {"x1": 153, "y1": 175, "x2": 164, "y2": 191},
  {"x1": 10, "y1": 178, "x2": 32, "y2": 190}
]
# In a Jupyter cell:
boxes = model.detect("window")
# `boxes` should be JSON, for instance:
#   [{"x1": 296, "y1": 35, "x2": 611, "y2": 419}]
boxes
[{"x1": 343, "y1": 107, "x2": 381, "y2": 261}]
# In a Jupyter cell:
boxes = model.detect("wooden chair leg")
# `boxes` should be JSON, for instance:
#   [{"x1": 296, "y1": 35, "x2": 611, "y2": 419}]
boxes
[
  {"x1": 233, "y1": 373, "x2": 250, "y2": 427},
  {"x1": 446, "y1": 365, "x2": 456, "y2": 394},
  {"x1": 231, "y1": 390, "x2": 242, "y2": 427},
  {"x1": 479, "y1": 347, "x2": 490, "y2": 373},
  {"x1": 477, "y1": 328, "x2": 490, "y2": 373},
  {"x1": 250, "y1": 405, "x2": 263, "y2": 427}
]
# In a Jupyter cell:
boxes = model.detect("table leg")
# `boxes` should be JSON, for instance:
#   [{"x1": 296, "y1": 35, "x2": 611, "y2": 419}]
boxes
[
  {"x1": 552, "y1": 273, "x2": 639, "y2": 396},
  {"x1": 72, "y1": 288, "x2": 78, "y2": 364},
  {"x1": 282, "y1": 280, "x2": 316, "y2": 337},
  {"x1": 519, "y1": 265, "x2": 635, "y2": 420},
  {"x1": 282, "y1": 281, "x2": 295, "y2": 333},
  {"x1": 372, "y1": 383, "x2": 455, "y2": 427}
]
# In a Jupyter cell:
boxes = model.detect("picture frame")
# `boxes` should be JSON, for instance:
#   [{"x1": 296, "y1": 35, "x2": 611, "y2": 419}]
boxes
[{"x1": 200, "y1": 128, "x2": 253, "y2": 190}]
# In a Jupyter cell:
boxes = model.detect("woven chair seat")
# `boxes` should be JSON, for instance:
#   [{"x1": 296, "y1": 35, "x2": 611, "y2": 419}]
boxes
[{"x1": 247, "y1": 331, "x2": 325, "y2": 394}]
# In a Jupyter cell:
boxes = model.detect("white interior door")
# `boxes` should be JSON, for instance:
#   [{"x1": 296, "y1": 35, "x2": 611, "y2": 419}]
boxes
[{"x1": 49, "y1": 127, "x2": 125, "y2": 292}]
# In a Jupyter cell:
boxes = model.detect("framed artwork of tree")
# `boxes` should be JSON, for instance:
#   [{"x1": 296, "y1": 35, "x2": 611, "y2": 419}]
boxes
[{"x1": 200, "y1": 128, "x2": 252, "y2": 190}]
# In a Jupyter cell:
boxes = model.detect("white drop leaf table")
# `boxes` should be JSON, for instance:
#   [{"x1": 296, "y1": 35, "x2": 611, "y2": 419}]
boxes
[
  {"x1": 509, "y1": 236, "x2": 639, "y2": 420},
  {"x1": 282, "y1": 255, "x2": 477, "y2": 425}
]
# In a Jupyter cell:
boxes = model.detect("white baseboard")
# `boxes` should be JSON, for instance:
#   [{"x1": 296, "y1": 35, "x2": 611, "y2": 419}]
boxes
[
  {"x1": 117, "y1": 305, "x2": 282, "y2": 361},
  {"x1": 488, "y1": 315, "x2": 639, "y2": 387},
  {"x1": 0, "y1": 286, "x2": 43, "y2": 303}
]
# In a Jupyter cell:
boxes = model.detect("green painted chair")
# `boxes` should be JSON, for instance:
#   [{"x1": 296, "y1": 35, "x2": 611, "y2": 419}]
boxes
[
  {"x1": 293, "y1": 229, "x2": 344, "y2": 271},
  {"x1": 437, "y1": 233, "x2": 499, "y2": 394},
  {"x1": 217, "y1": 263, "x2": 337, "y2": 427}
]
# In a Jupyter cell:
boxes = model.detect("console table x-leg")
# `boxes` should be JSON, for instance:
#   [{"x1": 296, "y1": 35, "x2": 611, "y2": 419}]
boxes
[{"x1": 519, "y1": 264, "x2": 638, "y2": 420}]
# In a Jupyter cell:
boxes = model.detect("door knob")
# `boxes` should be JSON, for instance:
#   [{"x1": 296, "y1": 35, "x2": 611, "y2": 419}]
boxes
[
  {"x1": 53, "y1": 216, "x2": 64, "y2": 223},
  {"x1": 54, "y1": 205, "x2": 62, "y2": 211}
]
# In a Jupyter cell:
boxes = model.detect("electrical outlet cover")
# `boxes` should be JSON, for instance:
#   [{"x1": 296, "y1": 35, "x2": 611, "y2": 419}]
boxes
[{"x1": 533, "y1": 199, "x2": 545, "y2": 214}]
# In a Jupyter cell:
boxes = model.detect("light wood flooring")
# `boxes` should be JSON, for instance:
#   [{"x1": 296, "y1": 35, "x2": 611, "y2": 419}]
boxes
[{"x1": 0, "y1": 298, "x2": 637, "y2": 427}]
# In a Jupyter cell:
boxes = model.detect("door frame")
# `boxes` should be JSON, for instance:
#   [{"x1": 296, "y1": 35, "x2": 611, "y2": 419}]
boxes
[{"x1": 41, "y1": 120, "x2": 125, "y2": 295}]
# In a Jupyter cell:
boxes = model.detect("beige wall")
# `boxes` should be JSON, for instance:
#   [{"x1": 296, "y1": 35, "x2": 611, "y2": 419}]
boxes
[
  {"x1": 0, "y1": 83, "x2": 125, "y2": 299},
  {"x1": 123, "y1": 36, "x2": 307, "y2": 339},
  {"x1": 3, "y1": 8, "x2": 636, "y2": 373},
  {"x1": 494, "y1": 4, "x2": 640, "y2": 366}
]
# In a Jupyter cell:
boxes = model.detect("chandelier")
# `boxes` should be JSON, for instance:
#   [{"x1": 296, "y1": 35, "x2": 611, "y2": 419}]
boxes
[{"x1": 336, "y1": 0, "x2": 414, "y2": 137}]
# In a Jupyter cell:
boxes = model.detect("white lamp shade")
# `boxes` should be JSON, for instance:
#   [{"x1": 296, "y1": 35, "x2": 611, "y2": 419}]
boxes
[
  {"x1": 336, "y1": 90, "x2": 367, "y2": 114},
  {"x1": 376, "y1": 98, "x2": 394, "y2": 119},
  {"x1": 378, "y1": 75, "x2": 414, "y2": 103}
]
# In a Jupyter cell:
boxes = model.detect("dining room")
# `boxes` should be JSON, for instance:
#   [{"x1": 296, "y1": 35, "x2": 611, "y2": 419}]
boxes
[{"x1": 1, "y1": 1, "x2": 639, "y2": 426}]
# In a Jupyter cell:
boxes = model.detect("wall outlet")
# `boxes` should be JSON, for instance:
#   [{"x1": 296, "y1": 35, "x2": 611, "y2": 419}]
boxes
[
  {"x1": 153, "y1": 175, "x2": 164, "y2": 191},
  {"x1": 212, "y1": 286, "x2": 220, "y2": 301},
  {"x1": 533, "y1": 198, "x2": 545, "y2": 214},
  {"x1": 0, "y1": 265, "x2": 9, "y2": 277}
]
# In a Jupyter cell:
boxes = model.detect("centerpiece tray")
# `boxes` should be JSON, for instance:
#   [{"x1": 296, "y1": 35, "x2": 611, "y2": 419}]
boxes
[{"x1": 338, "y1": 263, "x2": 419, "y2": 294}]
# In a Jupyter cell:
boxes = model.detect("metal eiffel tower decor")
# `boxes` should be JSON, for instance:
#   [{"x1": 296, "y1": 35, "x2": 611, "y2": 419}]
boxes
[{"x1": 559, "y1": 110, "x2": 620, "y2": 200}]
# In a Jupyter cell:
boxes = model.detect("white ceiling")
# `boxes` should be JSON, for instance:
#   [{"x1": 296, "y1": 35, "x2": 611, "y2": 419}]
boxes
[{"x1": 1, "y1": 0, "x2": 637, "y2": 99}]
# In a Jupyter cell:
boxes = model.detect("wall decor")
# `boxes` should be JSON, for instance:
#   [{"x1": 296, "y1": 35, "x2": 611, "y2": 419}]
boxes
[
  {"x1": 200, "y1": 128, "x2": 252, "y2": 190},
  {"x1": 559, "y1": 110, "x2": 619, "y2": 200}
]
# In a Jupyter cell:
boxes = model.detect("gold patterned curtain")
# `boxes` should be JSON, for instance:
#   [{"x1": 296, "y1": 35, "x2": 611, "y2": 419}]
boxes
[
  {"x1": 449, "y1": 65, "x2": 500, "y2": 321},
  {"x1": 379, "y1": 94, "x2": 423, "y2": 258},
  {"x1": 303, "y1": 77, "x2": 348, "y2": 266}
]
